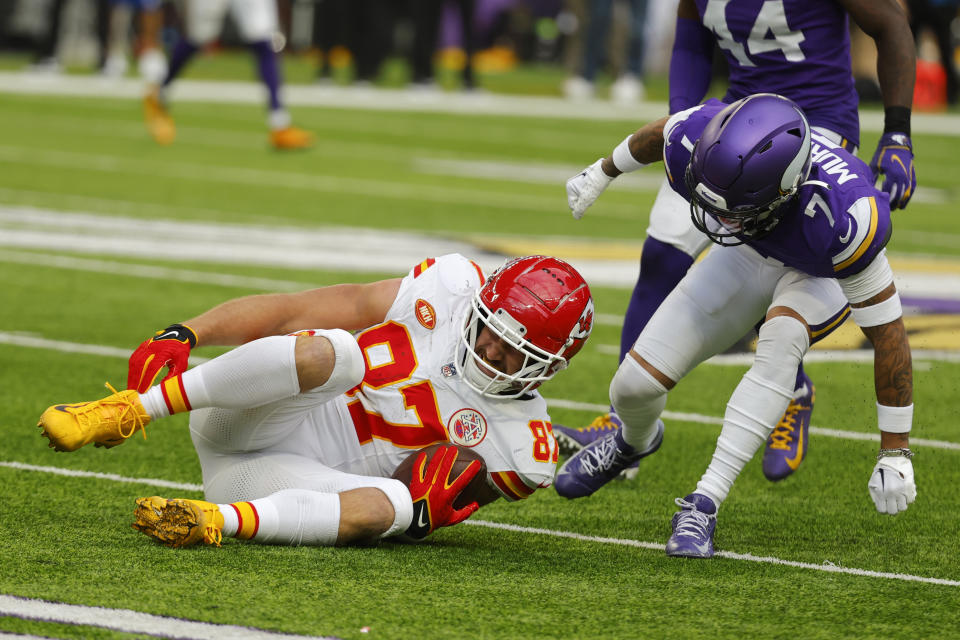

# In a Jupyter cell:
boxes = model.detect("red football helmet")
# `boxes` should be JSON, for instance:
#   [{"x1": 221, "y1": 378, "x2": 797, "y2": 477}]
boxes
[{"x1": 460, "y1": 255, "x2": 594, "y2": 398}]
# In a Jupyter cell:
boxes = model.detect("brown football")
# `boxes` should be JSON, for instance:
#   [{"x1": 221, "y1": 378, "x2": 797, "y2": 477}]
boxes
[{"x1": 391, "y1": 443, "x2": 497, "y2": 509}]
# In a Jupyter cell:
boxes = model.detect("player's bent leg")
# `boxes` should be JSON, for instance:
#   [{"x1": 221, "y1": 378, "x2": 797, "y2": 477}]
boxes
[
  {"x1": 554, "y1": 354, "x2": 669, "y2": 499},
  {"x1": 294, "y1": 329, "x2": 365, "y2": 394},
  {"x1": 619, "y1": 236, "x2": 696, "y2": 360},
  {"x1": 762, "y1": 278, "x2": 849, "y2": 481},
  {"x1": 667, "y1": 314, "x2": 809, "y2": 559}
]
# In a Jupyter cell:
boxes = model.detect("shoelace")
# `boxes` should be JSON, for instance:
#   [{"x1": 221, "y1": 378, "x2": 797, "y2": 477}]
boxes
[
  {"x1": 74, "y1": 382, "x2": 148, "y2": 441},
  {"x1": 584, "y1": 414, "x2": 617, "y2": 433},
  {"x1": 767, "y1": 402, "x2": 800, "y2": 451},
  {"x1": 200, "y1": 513, "x2": 223, "y2": 547},
  {"x1": 577, "y1": 433, "x2": 627, "y2": 477},
  {"x1": 672, "y1": 497, "x2": 716, "y2": 539}
]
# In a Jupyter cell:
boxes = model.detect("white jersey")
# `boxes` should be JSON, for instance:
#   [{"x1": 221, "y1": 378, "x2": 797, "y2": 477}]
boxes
[{"x1": 303, "y1": 254, "x2": 559, "y2": 501}]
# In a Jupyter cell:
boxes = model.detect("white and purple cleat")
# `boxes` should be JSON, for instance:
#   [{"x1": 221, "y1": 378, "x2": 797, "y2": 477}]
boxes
[{"x1": 665, "y1": 493, "x2": 717, "y2": 558}]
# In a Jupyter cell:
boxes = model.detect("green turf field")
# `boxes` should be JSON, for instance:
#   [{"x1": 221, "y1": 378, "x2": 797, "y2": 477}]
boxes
[{"x1": 0, "y1": 70, "x2": 959, "y2": 640}]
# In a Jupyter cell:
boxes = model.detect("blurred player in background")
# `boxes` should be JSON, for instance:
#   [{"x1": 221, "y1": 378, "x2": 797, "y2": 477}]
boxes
[
  {"x1": 562, "y1": 93, "x2": 916, "y2": 557},
  {"x1": 37, "y1": 255, "x2": 594, "y2": 548},
  {"x1": 143, "y1": 0, "x2": 312, "y2": 149},
  {"x1": 559, "y1": 0, "x2": 917, "y2": 483},
  {"x1": 101, "y1": 0, "x2": 167, "y2": 82}
]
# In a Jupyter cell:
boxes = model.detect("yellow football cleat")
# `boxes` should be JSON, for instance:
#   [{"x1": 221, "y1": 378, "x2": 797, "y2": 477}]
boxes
[
  {"x1": 143, "y1": 87, "x2": 175, "y2": 145},
  {"x1": 133, "y1": 496, "x2": 224, "y2": 548},
  {"x1": 37, "y1": 384, "x2": 150, "y2": 452},
  {"x1": 269, "y1": 126, "x2": 313, "y2": 150}
]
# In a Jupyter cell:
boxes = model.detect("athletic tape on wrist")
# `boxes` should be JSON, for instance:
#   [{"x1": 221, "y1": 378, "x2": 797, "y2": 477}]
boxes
[
  {"x1": 612, "y1": 135, "x2": 645, "y2": 173},
  {"x1": 849, "y1": 292, "x2": 902, "y2": 327},
  {"x1": 877, "y1": 402, "x2": 913, "y2": 434}
]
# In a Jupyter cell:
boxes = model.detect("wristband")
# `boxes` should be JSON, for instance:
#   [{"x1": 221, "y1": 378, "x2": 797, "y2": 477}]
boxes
[
  {"x1": 877, "y1": 447, "x2": 914, "y2": 460},
  {"x1": 849, "y1": 293, "x2": 902, "y2": 327},
  {"x1": 883, "y1": 106, "x2": 911, "y2": 137},
  {"x1": 877, "y1": 402, "x2": 913, "y2": 434},
  {"x1": 612, "y1": 135, "x2": 646, "y2": 173},
  {"x1": 155, "y1": 323, "x2": 198, "y2": 347}
]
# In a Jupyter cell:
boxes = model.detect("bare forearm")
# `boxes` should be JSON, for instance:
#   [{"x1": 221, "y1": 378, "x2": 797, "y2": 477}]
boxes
[
  {"x1": 860, "y1": 316, "x2": 913, "y2": 448},
  {"x1": 601, "y1": 117, "x2": 669, "y2": 177},
  {"x1": 184, "y1": 283, "x2": 384, "y2": 346},
  {"x1": 845, "y1": 0, "x2": 915, "y2": 109}
]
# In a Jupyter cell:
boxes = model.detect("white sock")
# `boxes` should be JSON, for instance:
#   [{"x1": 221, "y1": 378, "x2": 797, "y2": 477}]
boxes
[
  {"x1": 139, "y1": 335, "x2": 301, "y2": 421},
  {"x1": 696, "y1": 316, "x2": 808, "y2": 505},
  {"x1": 220, "y1": 490, "x2": 340, "y2": 546},
  {"x1": 610, "y1": 355, "x2": 668, "y2": 451}
]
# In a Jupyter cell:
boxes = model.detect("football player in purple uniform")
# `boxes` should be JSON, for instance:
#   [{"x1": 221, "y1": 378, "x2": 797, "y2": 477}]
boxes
[
  {"x1": 558, "y1": 93, "x2": 915, "y2": 557},
  {"x1": 557, "y1": 0, "x2": 917, "y2": 483},
  {"x1": 143, "y1": 0, "x2": 312, "y2": 150}
]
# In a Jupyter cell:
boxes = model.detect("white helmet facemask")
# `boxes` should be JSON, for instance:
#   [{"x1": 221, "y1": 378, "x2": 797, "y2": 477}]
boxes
[{"x1": 459, "y1": 292, "x2": 567, "y2": 399}]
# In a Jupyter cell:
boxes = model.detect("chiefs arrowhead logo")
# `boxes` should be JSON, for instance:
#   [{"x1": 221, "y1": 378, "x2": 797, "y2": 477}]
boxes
[
  {"x1": 415, "y1": 299, "x2": 436, "y2": 330},
  {"x1": 570, "y1": 299, "x2": 595, "y2": 340}
]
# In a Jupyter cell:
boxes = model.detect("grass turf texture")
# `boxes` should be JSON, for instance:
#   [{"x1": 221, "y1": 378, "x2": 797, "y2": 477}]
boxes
[{"x1": 0, "y1": 88, "x2": 958, "y2": 639}]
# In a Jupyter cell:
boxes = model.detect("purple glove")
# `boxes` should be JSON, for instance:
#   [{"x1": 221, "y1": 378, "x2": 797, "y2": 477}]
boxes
[{"x1": 869, "y1": 132, "x2": 916, "y2": 210}]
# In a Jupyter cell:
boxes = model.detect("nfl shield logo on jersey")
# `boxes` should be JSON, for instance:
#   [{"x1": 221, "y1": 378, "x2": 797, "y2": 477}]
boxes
[{"x1": 447, "y1": 408, "x2": 487, "y2": 447}]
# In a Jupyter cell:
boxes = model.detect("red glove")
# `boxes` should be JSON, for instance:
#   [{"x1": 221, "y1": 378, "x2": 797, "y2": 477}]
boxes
[
  {"x1": 127, "y1": 324, "x2": 198, "y2": 392},
  {"x1": 404, "y1": 445, "x2": 483, "y2": 539}
]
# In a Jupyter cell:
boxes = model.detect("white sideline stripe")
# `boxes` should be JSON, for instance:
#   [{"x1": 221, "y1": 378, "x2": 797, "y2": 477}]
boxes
[
  {"x1": 0, "y1": 461, "x2": 203, "y2": 491},
  {"x1": 3, "y1": 73, "x2": 960, "y2": 135},
  {"x1": 5, "y1": 332, "x2": 959, "y2": 451},
  {"x1": 594, "y1": 342, "x2": 955, "y2": 365},
  {"x1": 544, "y1": 398, "x2": 960, "y2": 451},
  {"x1": 0, "y1": 333, "x2": 211, "y2": 367},
  {"x1": 0, "y1": 249, "x2": 312, "y2": 292},
  {"x1": 3, "y1": 462, "x2": 955, "y2": 588},
  {"x1": 465, "y1": 521, "x2": 960, "y2": 587},
  {"x1": 0, "y1": 595, "x2": 336, "y2": 640}
]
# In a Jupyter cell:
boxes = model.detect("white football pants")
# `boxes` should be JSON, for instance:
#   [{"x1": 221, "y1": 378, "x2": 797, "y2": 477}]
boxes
[{"x1": 184, "y1": 0, "x2": 277, "y2": 45}]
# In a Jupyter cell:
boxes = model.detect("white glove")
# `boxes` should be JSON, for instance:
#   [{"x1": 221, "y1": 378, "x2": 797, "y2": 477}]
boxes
[
  {"x1": 868, "y1": 455, "x2": 916, "y2": 514},
  {"x1": 566, "y1": 158, "x2": 614, "y2": 220}
]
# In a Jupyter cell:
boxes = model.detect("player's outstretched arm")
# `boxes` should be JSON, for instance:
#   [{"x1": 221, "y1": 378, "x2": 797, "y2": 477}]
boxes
[
  {"x1": 181, "y1": 278, "x2": 402, "y2": 347},
  {"x1": 844, "y1": 0, "x2": 917, "y2": 210},
  {"x1": 566, "y1": 116, "x2": 669, "y2": 219},
  {"x1": 126, "y1": 278, "x2": 402, "y2": 391},
  {"x1": 851, "y1": 283, "x2": 916, "y2": 515}
]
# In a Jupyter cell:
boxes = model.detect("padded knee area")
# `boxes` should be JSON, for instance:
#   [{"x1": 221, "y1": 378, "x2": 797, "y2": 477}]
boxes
[
  {"x1": 313, "y1": 329, "x2": 365, "y2": 395},
  {"x1": 368, "y1": 477, "x2": 413, "y2": 538},
  {"x1": 753, "y1": 315, "x2": 809, "y2": 392},
  {"x1": 609, "y1": 356, "x2": 668, "y2": 450}
]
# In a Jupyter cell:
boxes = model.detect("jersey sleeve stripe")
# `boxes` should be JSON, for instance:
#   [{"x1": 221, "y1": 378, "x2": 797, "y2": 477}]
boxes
[
  {"x1": 469, "y1": 260, "x2": 486, "y2": 285},
  {"x1": 490, "y1": 471, "x2": 536, "y2": 501},
  {"x1": 809, "y1": 305, "x2": 851, "y2": 344},
  {"x1": 412, "y1": 258, "x2": 437, "y2": 278},
  {"x1": 833, "y1": 197, "x2": 878, "y2": 273}
]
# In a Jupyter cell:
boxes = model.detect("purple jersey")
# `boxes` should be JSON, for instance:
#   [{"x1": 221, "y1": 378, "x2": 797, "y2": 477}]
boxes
[
  {"x1": 665, "y1": 101, "x2": 891, "y2": 279},
  {"x1": 693, "y1": 0, "x2": 860, "y2": 147}
]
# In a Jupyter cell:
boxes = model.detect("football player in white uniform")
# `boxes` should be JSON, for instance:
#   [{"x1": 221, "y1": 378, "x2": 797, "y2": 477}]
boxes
[
  {"x1": 143, "y1": 0, "x2": 312, "y2": 149},
  {"x1": 38, "y1": 254, "x2": 594, "y2": 548}
]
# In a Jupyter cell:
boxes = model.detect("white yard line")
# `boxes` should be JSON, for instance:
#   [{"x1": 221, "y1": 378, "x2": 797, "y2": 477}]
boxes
[
  {"x1": 4, "y1": 330, "x2": 958, "y2": 450},
  {"x1": 0, "y1": 595, "x2": 337, "y2": 640},
  {"x1": 4, "y1": 72, "x2": 960, "y2": 135},
  {"x1": 464, "y1": 521, "x2": 960, "y2": 587},
  {"x1": 2, "y1": 205, "x2": 960, "y2": 292},
  {"x1": 1, "y1": 462, "x2": 955, "y2": 588}
]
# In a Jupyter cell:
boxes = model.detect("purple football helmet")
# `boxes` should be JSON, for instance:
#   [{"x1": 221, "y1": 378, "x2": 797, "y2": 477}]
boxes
[{"x1": 685, "y1": 93, "x2": 812, "y2": 245}]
